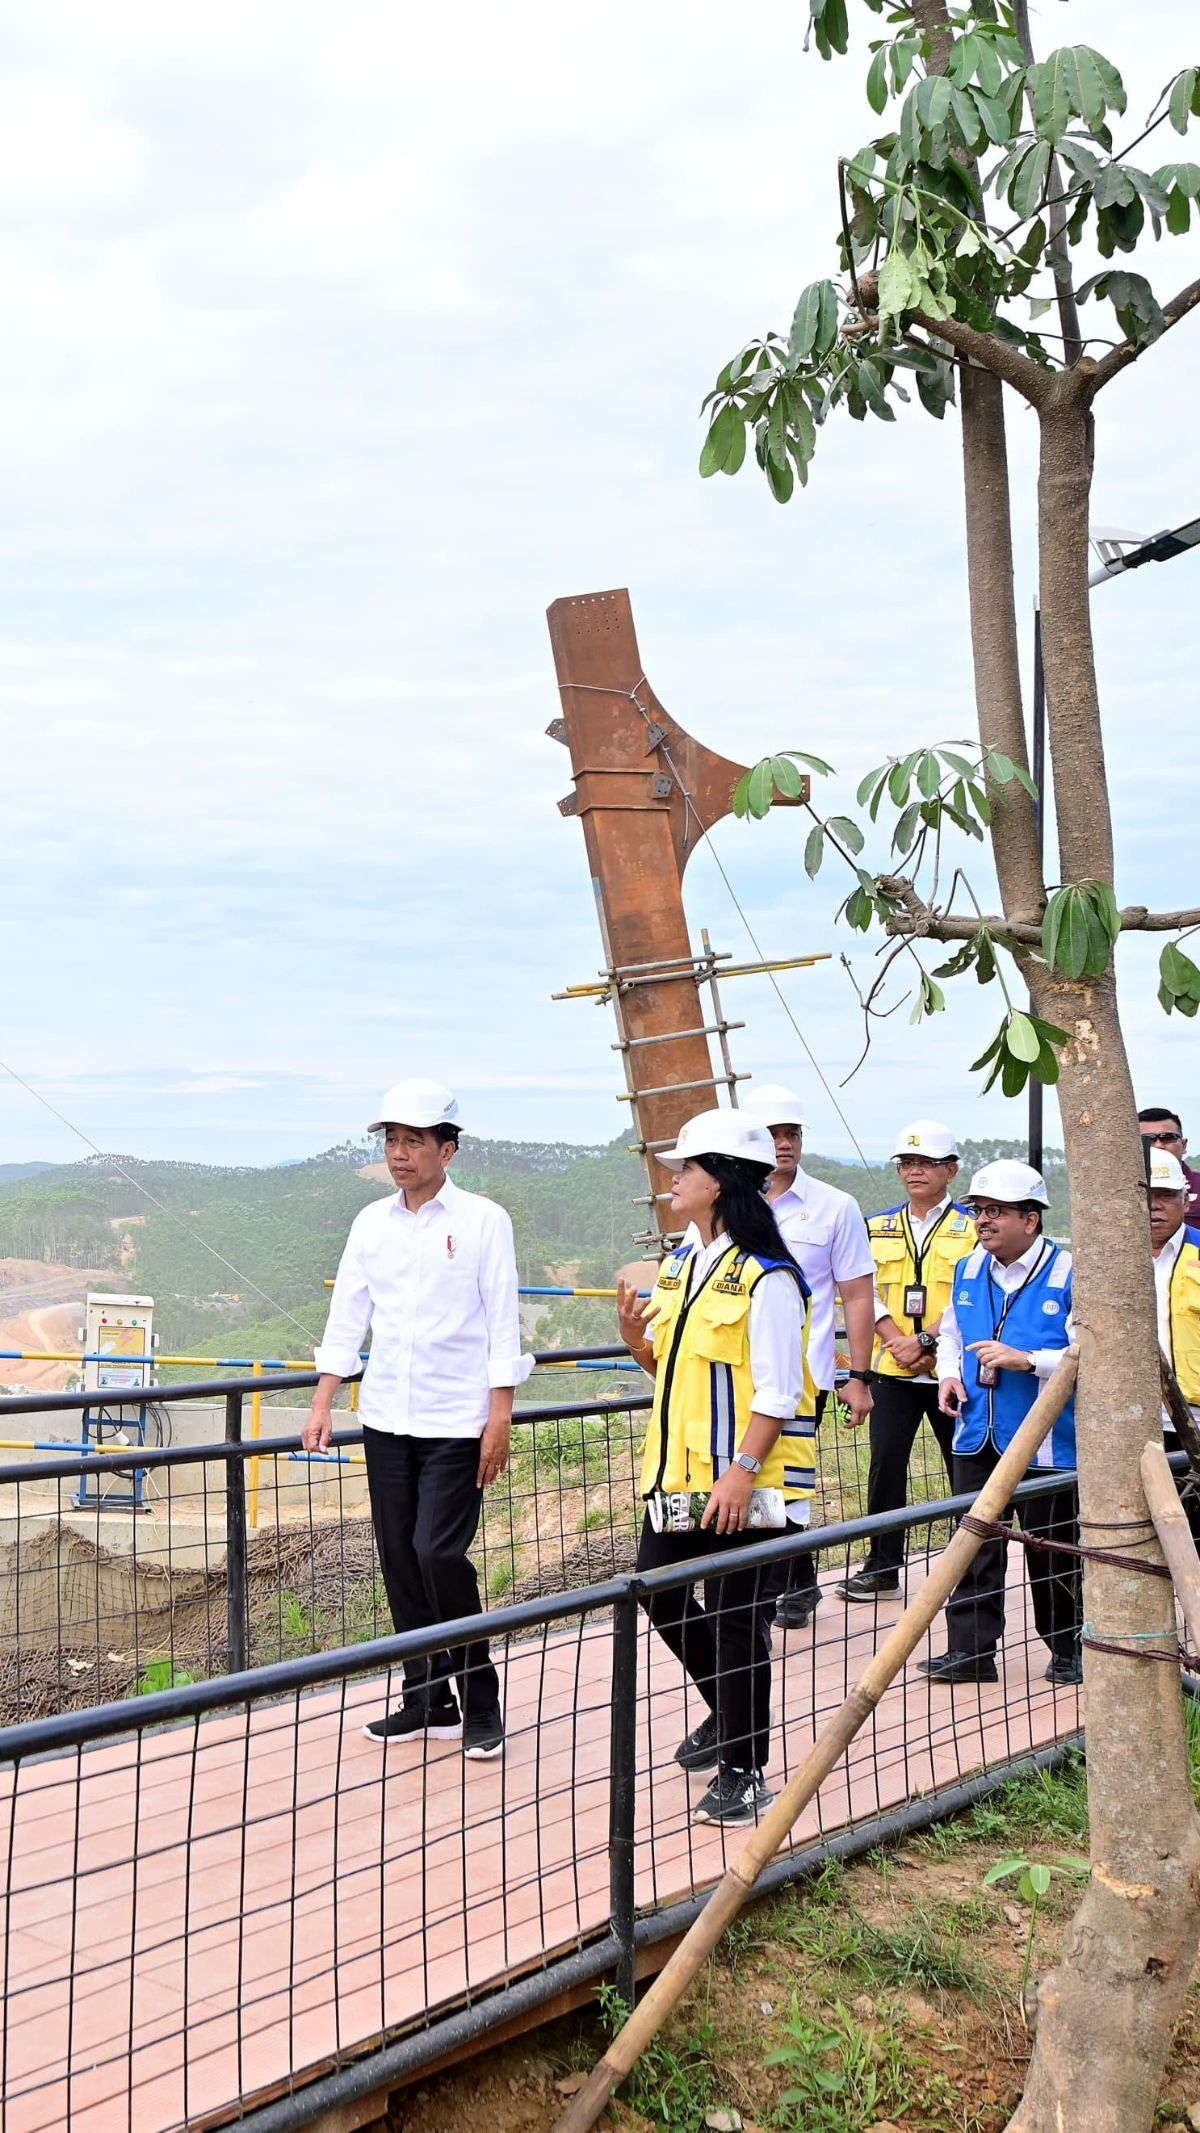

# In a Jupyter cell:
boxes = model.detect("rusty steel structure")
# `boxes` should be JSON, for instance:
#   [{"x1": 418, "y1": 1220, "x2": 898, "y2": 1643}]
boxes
[{"x1": 546, "y1": 587, "x2": 809, "y2": 1246}]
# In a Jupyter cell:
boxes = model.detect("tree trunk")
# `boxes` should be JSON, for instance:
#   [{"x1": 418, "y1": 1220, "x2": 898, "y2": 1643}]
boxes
[{"x1": 1007, "y1": 383, "x2": 1200, "y2": 2133}]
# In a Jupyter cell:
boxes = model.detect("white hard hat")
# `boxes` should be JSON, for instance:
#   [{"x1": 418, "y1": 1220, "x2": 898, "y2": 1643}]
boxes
[
  {"x1": 967, "y1": 1158, "x2": 1050, "y2": 1209},
  {"x1": 1150, "y1": 1147, "x2": 1187, "y2": 1192},
  {"x1": 741, "y1": 1082, "x2": 807, "y2": 1129},
  {"x1": 368, "y1": 1078, "x2": 460, "y2": 1133},
  {"x1": 656, "y1": 1108, "x2": 778, "y2": 1168},
  {"x1": 891, "y1": 1119, "x2": 959, "y2": 1161}
]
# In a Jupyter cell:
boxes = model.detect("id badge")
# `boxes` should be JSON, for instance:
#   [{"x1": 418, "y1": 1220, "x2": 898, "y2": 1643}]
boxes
[{"x1": 903, "y1": 1283, "x2": 928, "y2": 1320}]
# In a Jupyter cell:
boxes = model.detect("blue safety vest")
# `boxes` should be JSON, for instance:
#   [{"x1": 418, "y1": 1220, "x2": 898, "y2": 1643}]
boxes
[{"x1": 951, "y1": 1240, "x2": 1076, "y2": 1467}]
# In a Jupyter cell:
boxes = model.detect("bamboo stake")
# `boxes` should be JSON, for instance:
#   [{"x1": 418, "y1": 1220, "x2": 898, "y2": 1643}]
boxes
[
  {"x1": 1141, "y1": 1437, "x2": 1200, "y2": 1652},
  {"x1": 553, "y1": 1353, "x2": 1079, "y2": 2133}
]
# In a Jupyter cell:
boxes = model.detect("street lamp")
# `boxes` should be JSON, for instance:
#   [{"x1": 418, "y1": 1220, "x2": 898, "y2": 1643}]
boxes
[{"x1": 1027, "y1": 512, "x2": 1200, "y2": 1173}]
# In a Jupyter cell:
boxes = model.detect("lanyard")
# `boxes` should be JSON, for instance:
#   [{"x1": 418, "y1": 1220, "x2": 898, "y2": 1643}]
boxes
[
  {"x1": 900, "y1": 1201, "x2": 953, "y2": 1286},
  {"x1": 985, "y1": 1240, "x2": 1051, "y2": 1341}
]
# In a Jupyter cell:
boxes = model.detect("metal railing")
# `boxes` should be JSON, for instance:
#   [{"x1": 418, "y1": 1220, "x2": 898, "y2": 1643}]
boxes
[
  {"x1": 0, "y1": 1367, "x2": 958, "y2": 1726},
  {"x1": 0, "y1": 1475, "x2": 1087, "y2": 2133}
]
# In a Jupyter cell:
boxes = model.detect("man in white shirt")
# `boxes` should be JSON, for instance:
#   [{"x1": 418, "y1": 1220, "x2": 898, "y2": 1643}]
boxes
[
  {"x1": 303, "y1": 1078, "x2": 529, "y2": 1759},
  {"x1": 741, "y1": 1084, "x2": 876, "y2": 1629}
]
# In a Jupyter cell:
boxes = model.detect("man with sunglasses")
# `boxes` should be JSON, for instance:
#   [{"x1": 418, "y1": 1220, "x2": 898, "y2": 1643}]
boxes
[
  {"x1": 836, "y1": 1121, "x2": 973, "y2": 1603},
  {"x1": 1139, "y1": 1108, "x2": 1200, "y2": 1227},
  {"x1": 921, "y1": 1159, "x2": 1079, "y2": 1689}
]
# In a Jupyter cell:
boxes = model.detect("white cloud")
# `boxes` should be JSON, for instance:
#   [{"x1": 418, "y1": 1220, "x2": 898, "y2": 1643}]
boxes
[{"x1": 0, "y1": 0, "x2": 1192, "y2": 1179}]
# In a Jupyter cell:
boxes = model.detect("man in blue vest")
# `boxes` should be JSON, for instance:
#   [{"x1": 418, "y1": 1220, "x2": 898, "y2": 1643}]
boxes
[{"x1": 921, "y1": 1159, "x2": 1080, "y2": 1689}]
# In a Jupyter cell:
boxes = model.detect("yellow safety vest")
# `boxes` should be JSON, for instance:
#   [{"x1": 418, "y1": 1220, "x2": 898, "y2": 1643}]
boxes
[
  {"x1": 1167, "y1": 1231, "x2": 1200, "y2": 1406},
  {"x1": 640, "y1": 1242, "x2": 815, "y2": 1500},
  {"x1": 868, "y1": 1202, "x2": 976, "y2": 1378}
]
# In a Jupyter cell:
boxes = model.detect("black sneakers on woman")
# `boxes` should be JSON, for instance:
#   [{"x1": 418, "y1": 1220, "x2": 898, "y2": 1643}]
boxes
[
  {"x1": 362, "y1": 1699, "x2": 462, "y2": 1745},
  {"x1": 693, "y1": 1768, "x2": 773, "y2": 1825}
]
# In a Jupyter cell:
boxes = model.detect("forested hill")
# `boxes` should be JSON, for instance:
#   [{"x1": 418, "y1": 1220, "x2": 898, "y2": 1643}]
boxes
[{"x1": 0, "y1": 1134, "x2": 1067, "y2": 1357}]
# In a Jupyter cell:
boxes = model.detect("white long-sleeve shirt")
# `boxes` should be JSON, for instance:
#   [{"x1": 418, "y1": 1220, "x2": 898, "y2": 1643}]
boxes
[
  {"x1": 768, "y1": 1171, "x2": 874, "y2": 1391},
  {"x1": 314, "y1": 1173, "x2": 531, "y2": 1438},
  {"x1": 683, "y1": 1234, "x2": 803, "y2": 1419},
  {"x1": 936, "y1": 1237, "x2": 1075, "y2": 1383}
]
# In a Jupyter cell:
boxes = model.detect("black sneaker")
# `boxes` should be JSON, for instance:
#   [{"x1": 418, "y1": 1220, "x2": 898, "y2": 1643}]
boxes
[
  {"x1": 362, "y1": 1700, "x2": 462, "y2": 1745},
  {"x1": 775, "y1": 1590, "x2": 820, "y2": 1630},
  {"x1": 675, "y1": 1713, "x2": 720, "y2": 1773},
  {"x1": 463, "y1": 1709, "x2": 505, "y2": 1760},
  {"x1": 835, "y1": 1568, "x2": 901, "y2": 1603},
  {"x1": 694, "y1": 1768, "x2": 774, "y2": 1826},
  {"x1": 916, "y1": 1652, "x2": 998, "y2": 1686},
  {"x1": 1045, "y1": 1653, "x2": 1083, "y2": 1687}
]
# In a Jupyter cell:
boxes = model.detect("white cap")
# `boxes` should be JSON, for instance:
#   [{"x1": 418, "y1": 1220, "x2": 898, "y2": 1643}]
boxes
[
  {"x1": 967, "y1": 1158, "x2": 1050, "y2": 1209},
  {"x1": 656, "y1": 1108, "x2": 778, "y2": 1168},
  {"x1": 891, "y1": 1119, "x2": 959, "y2": 1161},
  {"x1": 741, "y1": 1082, "x2": 807, "y2": 1129},
  {"x1": 1150, "y1": 1147, "x2": 1187, "y2": 1192},
  {"x1": 368, "y1": 1078, "x2": 460, "y2": 1133}
]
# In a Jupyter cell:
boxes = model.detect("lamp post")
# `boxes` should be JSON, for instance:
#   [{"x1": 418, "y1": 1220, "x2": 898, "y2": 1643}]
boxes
[{"x1": 1027, "y1": 513, "x2": 1200, "y2": 1173}]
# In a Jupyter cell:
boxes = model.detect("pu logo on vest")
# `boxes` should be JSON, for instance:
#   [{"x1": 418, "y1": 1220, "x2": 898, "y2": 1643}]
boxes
[{"x1": 1042, "y1": 1299, "x2": 1061, "y2": 1314}]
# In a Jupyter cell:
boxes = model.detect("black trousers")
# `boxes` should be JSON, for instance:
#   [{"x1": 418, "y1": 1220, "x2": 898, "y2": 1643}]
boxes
[
  {"x1": 862, "y1": 1374, "x2": 956, "y2": 1577},
  {"x1": 767, "y1": 1388, "x2": 829, "y2": 1603},
  {"x1": 637, "y1": 1515, "x2": 772, "y2": 1776},
  {"x1": 362, "y1": 1427, "x2": 500, "y2": 1720},
  {"x1": 945, "y1": 1442, "x2": 1081, "y2": 1665}
]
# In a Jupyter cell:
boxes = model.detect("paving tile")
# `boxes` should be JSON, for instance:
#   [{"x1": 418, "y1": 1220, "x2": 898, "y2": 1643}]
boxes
[{"x1": 0, "y1": 1550, "x2": 1076, "y2": 2131}]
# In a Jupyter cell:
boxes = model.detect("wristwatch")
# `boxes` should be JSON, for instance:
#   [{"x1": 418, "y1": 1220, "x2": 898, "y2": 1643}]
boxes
[
  {"x1": 847, "y1": 1369, "x2": 872, "y2": 1384},
  {"x1": 733, "y1": 1451, "x2": 762, "y2": 1475},
  {"x1": 917, "y1": 1330, "x2": 938, "y2": 1354}
]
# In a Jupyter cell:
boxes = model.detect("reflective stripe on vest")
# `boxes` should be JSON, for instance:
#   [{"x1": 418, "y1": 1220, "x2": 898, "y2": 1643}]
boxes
[
  {"x1": 639, "y1": 1243, "x2": 813, "y2": 1499},
  {"x1": 1167, "y1": 1232, "x2": 1200, "y2": 1408}
]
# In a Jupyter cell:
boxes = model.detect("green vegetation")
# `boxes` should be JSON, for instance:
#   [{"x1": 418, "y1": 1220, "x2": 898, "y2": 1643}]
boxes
[{"x1": 0, "y1": 1132, "x2": 1067, "y2": 1366}]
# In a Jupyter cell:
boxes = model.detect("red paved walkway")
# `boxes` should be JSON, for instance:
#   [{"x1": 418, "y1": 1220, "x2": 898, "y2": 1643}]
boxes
[{"x1": 0, "y1": 1559, "x2": 1079, "y2": 2132}]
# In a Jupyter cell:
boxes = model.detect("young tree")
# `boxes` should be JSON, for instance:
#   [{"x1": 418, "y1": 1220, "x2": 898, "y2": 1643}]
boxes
[{"x1": 700, "y1": 6, "x2": 1200, "y2": 2127}]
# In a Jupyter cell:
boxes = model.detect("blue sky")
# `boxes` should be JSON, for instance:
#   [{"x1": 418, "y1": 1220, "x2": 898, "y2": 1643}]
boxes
[{"x1": 0, "y1": 0, "x2": 1197, "y2": 1174}]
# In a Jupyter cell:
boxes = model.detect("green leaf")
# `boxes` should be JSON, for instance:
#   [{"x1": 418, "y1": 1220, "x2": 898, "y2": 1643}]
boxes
[
  {"x1": 745, "y1": 758, "x2": 775, "y2": 818},
  {"x1": 764, "y1": 445, "x2": 794, "y2": 504},
  {"x1": 1011, "y1": 141, "x2": 1052, "y2": 220},
  {"x1": 856, "y1": 765, "x2": 888, "y2": 809},
  {"x1": 878, "y1": 245, "x2": 916, "y2": 320},
  {"x1": 866, "y1": 45, "x2": 889, "y2": 115},
  {"x1": 804, "y1": 821, "x2": 825, "y2": 878},
  {"x1": 699, "y1": 403, "x2": 737, "y2": 478},
  {"x1": 770, "y1": 753, "x2": 805, "y2": 798},
  {"x1": 827, "y1": 814, "x2": 865, "y2": 855},
  {"x1": 1169, "y1": 67, "x2": 1199, "y2": 136},
  {"x1": 892, "y1": 801, "x2": 922, "y2": 857},
  {"x1": 1028, "y1": 1862, "x2": 1053, "y2": 1897},
  {"x1": 1032, "y1": 51, "x2": 1073, "y2": 147},
  {"x1": 887, "y1": 750, "x2": 920, "y2": 806},
  {"x1": 916, "y1": 750, "x2": 941, "y2": 800},
  {"x1": 1006, "y1": 1012, "x2": 1041, "y2": 1063},
  {"x1": 784, "y1": 748, "x2": 835, "y2": 776},
  {"x1": 915, "y1": 74, "x2": 954, "y2": 134},
  {"x1": 984, "y1": 1856, "x2": 1030, "y2": 1886},
  {"x1": 789, "y1": 282, "x2": 822, "y2": 365},
  {"x1": 732, "y1": 771, "x2": 751, "y2": 820},
  {"x1": 970, "y1": 1023, "x2": 1005, "y2": 1074}
]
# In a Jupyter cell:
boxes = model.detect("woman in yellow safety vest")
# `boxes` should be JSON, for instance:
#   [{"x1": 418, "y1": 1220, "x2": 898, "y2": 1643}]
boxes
[{"x1": 617, "y1": 1108, "x2": 811, "y2": 1828}]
